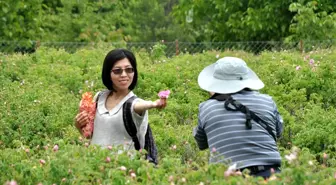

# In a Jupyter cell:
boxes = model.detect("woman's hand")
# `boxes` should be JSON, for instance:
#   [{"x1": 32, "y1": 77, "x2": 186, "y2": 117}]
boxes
[
  {"x1": 74, "y1": 111, "x2": 90, "y2": 132},
  {"x1": 152, "y1": 99, "x2": 167, "y2": 109}
]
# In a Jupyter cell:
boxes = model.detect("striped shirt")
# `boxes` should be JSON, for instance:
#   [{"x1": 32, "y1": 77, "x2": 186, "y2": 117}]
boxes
[{"x1": 193, "y1": 90, "x2": 283, "y2": 169}]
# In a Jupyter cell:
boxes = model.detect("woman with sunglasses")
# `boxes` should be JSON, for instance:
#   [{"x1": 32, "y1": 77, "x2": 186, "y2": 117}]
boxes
[{"x1": 74, "y1": 48, "x2": 166, "y2": 153}]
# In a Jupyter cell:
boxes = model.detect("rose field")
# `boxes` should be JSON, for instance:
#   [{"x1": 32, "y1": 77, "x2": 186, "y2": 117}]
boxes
[{"x1": 1, "y1": 46, "x2": 336, "y2": 184}]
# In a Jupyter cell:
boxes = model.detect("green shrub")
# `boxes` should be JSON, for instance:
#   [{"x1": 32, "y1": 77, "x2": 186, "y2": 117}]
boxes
[{"x1": 1, "y1": 47, "x2": 336, "y2": 184}]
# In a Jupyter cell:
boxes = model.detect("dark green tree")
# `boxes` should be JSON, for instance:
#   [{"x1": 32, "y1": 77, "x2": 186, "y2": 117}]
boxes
[
  {"x1": 0, "y1": 0, "x2": 44, "y2": 49},
  {"x1": 118, "y1": 0, "x2": 183, "y2": 42},
  {"x1": 172, "y1": 0, "x2": 295, "y2": 42}
]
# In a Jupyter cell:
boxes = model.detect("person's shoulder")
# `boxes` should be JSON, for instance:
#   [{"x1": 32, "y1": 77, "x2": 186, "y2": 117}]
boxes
[
  {"x1": 125, "y1": 91, "x2": 141, "y2": 104},
  {"x1": 257, "y1": 92, "x2": 275, "y2": 100},
  {"x1": 199, "y1": 99, "x2": 216, "y2": 109},
  {"x1": 128, "y1": 91, "x2": 138, "y2": 99},
  {"x1": 94, "y1": 89, "x2": 109, "y2": 101},
  {"x1": 249, "y1": 91, "x2": 277, "y2": 103}
]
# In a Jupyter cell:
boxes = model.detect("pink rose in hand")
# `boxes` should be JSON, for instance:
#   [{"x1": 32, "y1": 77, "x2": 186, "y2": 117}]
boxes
[
  {"x1": 158, "y1": 90, "x2": 170, "y2": 98},
  {"x1": 158, "y1": 90, "x2": 170, "y2": 104}
]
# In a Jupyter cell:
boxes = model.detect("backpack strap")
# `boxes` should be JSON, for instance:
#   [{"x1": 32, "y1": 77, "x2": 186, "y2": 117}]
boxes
[
  {"x1": 210, "y1": 94, "x2": 277, "y2": 141},
  {"x1": 94, "y1": 91, "x2": 104, "y2": 108},
  {"x1": 143, "y1": 124, "x2": 158, "y2": 164},
  {"x1": 122, "y1": 96, "x2": 141, "y2": 150},
  {"x1": 122, "y1": 96, "x2": 158, "y2": 165}
]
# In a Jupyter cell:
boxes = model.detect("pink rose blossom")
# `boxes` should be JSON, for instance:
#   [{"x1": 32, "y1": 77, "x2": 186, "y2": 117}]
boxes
[
  {"x1": 168, "y1": 175, "x2": 174, "y2": 182},
  {"x1": 323, "y1": 153, "x2": 328, "y2": 159},
  {"x1": 224, "y1": 170, "x2": 232, "y2": 177},
  {"x1": 107, "y1": 145, "x2": 112, "y2": 150},
  {"x1": 106, "y1": 157, "x2": 111, "y2": 163},
  {"x1": 158, "y1": 90, "x2": 171, "y2": 99},
  {"x1": 120, "y1": 166, "x2": 127, "y2": 171},
  {"x1": 5, "y1": 180, "x2": 18, "y2": 185},
  {"x1": 235, "y1": 171, "x2": 242, "y2": 176},
  {"x1": 309, "y1": 59, "x2": 315, "y2": 65},
  {"x1": 39, "y1": 159, "x2": 46, "y2": 165},
  {"x1": 53, "y1": 144, "x2": 59, "y2": 152},
  {"x1": 285, "y1": 153, "x2": 297, "y2": 163}
]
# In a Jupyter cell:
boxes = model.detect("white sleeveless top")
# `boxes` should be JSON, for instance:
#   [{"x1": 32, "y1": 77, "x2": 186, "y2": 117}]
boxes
[{"x1": 90, "y1": 90, "x2": 148, "y2": 150}]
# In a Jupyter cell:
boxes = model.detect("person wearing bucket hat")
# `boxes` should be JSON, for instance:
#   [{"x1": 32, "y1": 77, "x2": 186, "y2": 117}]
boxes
[{"x1": 193, "y1": 57, "x2": 283, "y2": 179}]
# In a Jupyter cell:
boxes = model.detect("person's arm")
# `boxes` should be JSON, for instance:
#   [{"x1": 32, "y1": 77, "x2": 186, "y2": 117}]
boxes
[
  {"x1": 133, "y1": 99, "x2": 166, "y2": 115},
  {"x1": 272, "y1": 100, "x2": 283, "y2": 138},
  {"x1": 274, "y1": 109, "x2": 283, "y2": 138},
  {"x1": 193, "y1": 116, "x2": 209, "y2": 150}
]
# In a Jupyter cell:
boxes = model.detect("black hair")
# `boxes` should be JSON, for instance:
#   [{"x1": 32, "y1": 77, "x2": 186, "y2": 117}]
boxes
[{"x1": 101, "y1": 48, "x2": 138, "y2": 91}]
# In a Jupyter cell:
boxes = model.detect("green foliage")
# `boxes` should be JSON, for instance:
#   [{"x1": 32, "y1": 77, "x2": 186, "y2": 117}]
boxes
[
  {"x1": 119, "y1": 0, "x2": 182, "y2": 42},
  {"x1": 0, "y1": 0, "x2": 44, "y2": 41},
  {"x1": 288, "y1": 1, "x2": 336, "y2": 42},
  {"x1": 40, "y1": 0, "x2": 124, "y2": 42},
  {"x1": 172, "y1": 0, "x2": 336, "y2": 43},
  {"x1": 150, "y1": 42, "x2": 167, "y2": 62},
  {"x1": 172, "y1": 0, "x2": 293, "y2": 42},
  {"x1": 0, "y1": 0, "x2": 185, "y2": 43},
  {"x1": 1, "y1": 48, "x2": 336, "y2": 183},
  {"x1": 2, "y1": 0, "x2": 336, "y2": 45}
]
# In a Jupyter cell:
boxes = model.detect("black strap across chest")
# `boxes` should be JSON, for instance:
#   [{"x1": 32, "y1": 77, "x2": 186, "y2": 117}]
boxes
[
  {"x1": 96, "y1": 92, "x2": 158, "y2": 165},
  {"x1": 122, "y1": 96, "x2": 140, "y2": 149},
  {"x1": 209, "y1": 94, "x2": 276, "y2": 141}
]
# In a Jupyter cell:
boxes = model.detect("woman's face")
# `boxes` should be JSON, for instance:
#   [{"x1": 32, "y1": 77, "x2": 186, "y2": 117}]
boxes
[{"x1": 110, "y1": 58, "x2": 134, "y2": 92}]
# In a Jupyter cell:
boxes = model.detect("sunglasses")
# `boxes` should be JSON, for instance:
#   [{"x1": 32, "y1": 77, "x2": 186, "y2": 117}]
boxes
[{"x1": 111, "y1": 67, "x2": 134, "y2": 75}]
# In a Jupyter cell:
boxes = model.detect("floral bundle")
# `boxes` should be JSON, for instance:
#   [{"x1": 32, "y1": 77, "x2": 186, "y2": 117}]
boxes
[{"x1": 79, "y1": 92, "x2": 96, "y2": 138}]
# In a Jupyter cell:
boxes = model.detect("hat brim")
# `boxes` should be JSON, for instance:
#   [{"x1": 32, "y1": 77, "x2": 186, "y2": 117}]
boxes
[{"x1": 198, "y1": 63, "x2": 264, "y2": 94}]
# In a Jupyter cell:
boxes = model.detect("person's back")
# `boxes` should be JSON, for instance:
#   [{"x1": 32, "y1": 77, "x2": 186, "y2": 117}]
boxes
[
  {"x1": 194, "y1": 57, "x2": 283, "y2": 179},
  {"x1": 197, "y1": 90, "x2": 282, "y2": 167}
]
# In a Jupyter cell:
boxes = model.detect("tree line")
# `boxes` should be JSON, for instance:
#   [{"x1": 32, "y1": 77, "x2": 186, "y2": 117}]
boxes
[{"x1": 0, "y1": 0, "x2": 335, "y2": 45}]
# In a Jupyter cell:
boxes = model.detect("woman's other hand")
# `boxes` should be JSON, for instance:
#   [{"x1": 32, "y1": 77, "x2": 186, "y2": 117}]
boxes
[{"x1": 74, "y1": 111, "x2": 90, "y2": 131}]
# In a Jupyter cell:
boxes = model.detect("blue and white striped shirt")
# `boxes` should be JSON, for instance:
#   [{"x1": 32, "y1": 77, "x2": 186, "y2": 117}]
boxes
[{"x1": 194, "y1": 90, "x2": 283, "y2": 169}]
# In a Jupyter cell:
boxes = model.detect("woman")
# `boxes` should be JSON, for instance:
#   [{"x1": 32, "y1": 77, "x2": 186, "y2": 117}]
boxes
[{"x1": 74, "y1": 48, "x2": 166, "y2": 151}]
